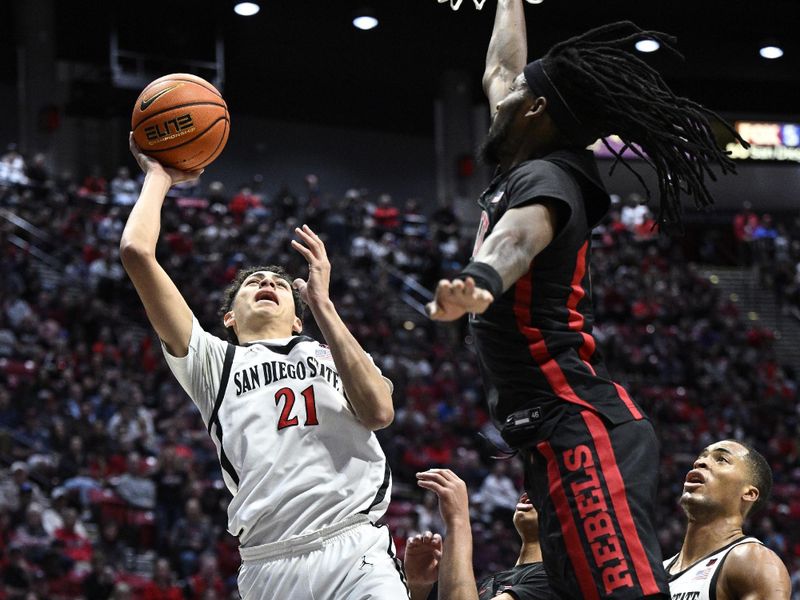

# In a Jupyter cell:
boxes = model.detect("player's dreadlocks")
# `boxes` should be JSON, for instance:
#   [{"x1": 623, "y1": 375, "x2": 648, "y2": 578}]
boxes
[{"x1": 537, "y1": 21, "x2": 748, "y2": 231}]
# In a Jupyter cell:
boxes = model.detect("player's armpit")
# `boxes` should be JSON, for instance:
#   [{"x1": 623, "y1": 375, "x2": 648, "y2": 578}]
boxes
[
  {"x1": 119, "y1": 249, "x2": 193, "y2": 357},
  {"x1": 719, "y1": 543, "x2": 791, "y2": 600},
  {"x1": 491, "y1": 593, "x2": 518, "y2": 600}
]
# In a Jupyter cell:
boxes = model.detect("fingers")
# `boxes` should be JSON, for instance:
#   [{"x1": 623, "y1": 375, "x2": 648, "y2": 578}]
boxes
[
  {"x1": 406, "y1": 531, "x2": 441, "y2": 549},
  {"x1": 294, "y1": 225, "x2": 325, "y2": 252},
  {"x1": 292, "y1": 225, "x2": 329, "y2": 263},
  {"x1": 415, "y1": 468, "x2": 463, "y2": 494},
  {"x1": 290, "y1": 238, "x2": 313, "y2": 261}
]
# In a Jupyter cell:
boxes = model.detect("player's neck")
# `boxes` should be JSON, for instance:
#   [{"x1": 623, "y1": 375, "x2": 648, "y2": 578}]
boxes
[
  {"x1": 237, "y1": 324, "x2": 296, "y2": 343},
  {"x1": 515, "y1": 541, "x2": 542, "y2": 566},
  {"x1": 678, "y1": 517, "x2": 744, "y2": 569},
  {"x1": 500, "y1": 139, "x2": 561, "y2": 173}
]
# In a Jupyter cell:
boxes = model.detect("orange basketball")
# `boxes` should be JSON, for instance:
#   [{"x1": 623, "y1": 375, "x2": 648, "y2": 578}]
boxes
[{"x1": 131, "y1": 73, "x2": 230, "y2": 171}]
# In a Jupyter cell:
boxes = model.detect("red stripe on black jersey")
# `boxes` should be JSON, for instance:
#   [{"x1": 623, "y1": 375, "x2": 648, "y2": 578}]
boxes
[
  {"x1": 566, "y1": 240, "x2": 597, "y2": 364},
  {"x1": 566, "y1": 244, "x2": 642, "y2": 420},
  {"x1": 582, "y1": 411, "x2": 660, "y2": 596},
  {"x1": 514, "y1": 268, "x2": 595, "y2": 412}
]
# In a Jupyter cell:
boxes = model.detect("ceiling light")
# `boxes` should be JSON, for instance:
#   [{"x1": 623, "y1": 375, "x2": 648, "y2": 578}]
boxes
[
  {"x1": 353, "y1": 15, "x2": 378, "y2": 30},
  {"x1": 759, "y1": 45, "x2": 783, "y2": 59},
  {"x1": 234, "y1": 2, "x2": 260, "y2": 16},
  {"x1": 635, "y1": 39, "x2": 660, "y2": 53},
  {"x1": 526, "y1": 0, "x2": 544, "y2": 4}
]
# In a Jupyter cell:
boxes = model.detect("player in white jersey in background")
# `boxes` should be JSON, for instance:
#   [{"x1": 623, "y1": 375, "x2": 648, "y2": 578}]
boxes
[
  {"x1": 120, "y1": 135, "x2": 409, "y2": 599},
  {"x1": 664, "y1": 440, "x2": 790, "y2": 600}
]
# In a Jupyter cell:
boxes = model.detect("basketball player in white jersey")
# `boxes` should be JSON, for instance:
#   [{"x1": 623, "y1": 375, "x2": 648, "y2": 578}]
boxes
[
  {"x1": 120, "y1": 135, "x2": 409, "y2": 599},
  {"x1": 664, "y1": 440, "x2": 790, "y2": 600}
]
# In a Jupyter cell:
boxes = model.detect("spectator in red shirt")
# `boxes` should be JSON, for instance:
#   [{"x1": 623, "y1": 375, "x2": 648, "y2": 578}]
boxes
[
  {"x1": 53, "y1": 508, "x2": 92, "y2": 566},
  {"x1": 372, "y1": 194, "x2": 400, "y2": 232},
  {"x1": 186, "y1": 553, "x2": 225, "y2": 599},
  {"x1": 142, "y1": 558, "x2": 183, "y2": 600}
]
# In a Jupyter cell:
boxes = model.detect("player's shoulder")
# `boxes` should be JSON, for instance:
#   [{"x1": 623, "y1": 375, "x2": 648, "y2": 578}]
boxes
[
  {"x1": 719, "y1": 539, "x2": 791, "y2": 599},
  {"x1": 724, "y1": 538, "x2": 783, "y2": 568}
]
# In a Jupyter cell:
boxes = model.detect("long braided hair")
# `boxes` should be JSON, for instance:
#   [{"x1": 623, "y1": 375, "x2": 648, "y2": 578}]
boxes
[{"x1": 542, "y1": 21, "x2": 748, "y2": 230}]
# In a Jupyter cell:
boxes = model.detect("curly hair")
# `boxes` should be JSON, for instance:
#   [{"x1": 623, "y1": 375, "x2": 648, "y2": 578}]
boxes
[
  {"x1": 218, "y1": 265, "x2": 304, "y2": 344},
  {"x1": 540, "y1": 21, "x2": 749, "y2": 231}
]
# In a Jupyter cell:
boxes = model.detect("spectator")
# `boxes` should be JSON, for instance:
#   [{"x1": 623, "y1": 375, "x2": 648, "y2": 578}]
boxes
[
  {"x1": 373, "y1": 193, "x2": 400, "y2": 232},
  {"x1": 185, "y1": 552, "x2": 225, "y2": 600},
  {"x1": 170, "y1": 498, "x2": 214, "y2": 577},
  {"x1": 142, "y1": 557, "x2": 183, "y2": 600},
  {"x1": 110, "y1": 166, "x2": 139, "y2": 206},
  {"x1": 82, "y1": 552, "x2": 117, "y2": 600}
]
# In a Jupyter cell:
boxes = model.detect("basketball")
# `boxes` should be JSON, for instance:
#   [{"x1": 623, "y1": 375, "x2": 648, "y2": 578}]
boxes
[{"x1": 131, "y1": 73, "x2": 230, "y2": 171}]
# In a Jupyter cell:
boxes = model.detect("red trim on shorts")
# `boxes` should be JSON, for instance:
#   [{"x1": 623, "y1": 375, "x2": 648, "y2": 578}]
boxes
[
  {"x1": 514, "y1": 270, "x2": 595, "y2": 411},
  {"x1": 566, "y1": 241, "x2": 597, "y2": 363},
  {"x1": 611, "y1": 383, "x2": 642, "y2": 420},
  {"x1": 537, "y1": 440, "x2": 601, "y2": 600},
  {"x1": 581, "y1": 411, "x2": 660, "y2": 596}
]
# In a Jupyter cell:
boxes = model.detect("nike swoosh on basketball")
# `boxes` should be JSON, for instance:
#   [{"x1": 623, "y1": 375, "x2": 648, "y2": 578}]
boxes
[{"x1": 140, "y1": 84, "x2": 181, "y2": 111}]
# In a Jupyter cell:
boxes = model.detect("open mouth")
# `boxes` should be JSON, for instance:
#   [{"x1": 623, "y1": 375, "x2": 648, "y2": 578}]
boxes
[
  {"x1": 255, "y1": 289, "x2": 278, "y2": 304},
  {"x1": 685, "y1": 470, "x2": 706, "y2": 485}
]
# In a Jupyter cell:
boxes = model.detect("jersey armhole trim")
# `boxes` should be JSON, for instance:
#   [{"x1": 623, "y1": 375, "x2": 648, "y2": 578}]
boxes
[{"x1": 208, "y1": 342, "x2": 237, "y2": 433}]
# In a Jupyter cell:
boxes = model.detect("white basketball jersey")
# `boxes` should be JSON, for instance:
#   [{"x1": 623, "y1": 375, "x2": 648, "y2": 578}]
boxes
[
  {"x1": 663, "y1": 536, "x2": 762, "y2": 600},
  {"x1": 163, "y1": 316, "x2": 392, "y2": 547}
]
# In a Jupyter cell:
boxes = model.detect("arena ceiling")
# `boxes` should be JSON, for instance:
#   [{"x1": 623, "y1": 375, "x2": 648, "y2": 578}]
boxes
[{"x1": 3, "y1": 0, "x2": 800, "y2": 135}]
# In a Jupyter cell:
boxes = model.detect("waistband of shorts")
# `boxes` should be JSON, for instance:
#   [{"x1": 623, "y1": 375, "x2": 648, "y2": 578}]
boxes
[{"x1": 239, "y1": 514, "x2": 372, "y2": 562}]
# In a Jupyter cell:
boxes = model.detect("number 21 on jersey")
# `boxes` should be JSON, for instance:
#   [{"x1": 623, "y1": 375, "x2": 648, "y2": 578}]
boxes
[{"x1": 274, "y1": 385, "x2": 319, "y2": 430}]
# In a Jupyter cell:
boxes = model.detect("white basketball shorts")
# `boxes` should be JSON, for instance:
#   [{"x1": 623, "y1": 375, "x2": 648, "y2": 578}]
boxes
[{"x1": 238, "y1": 515, "x2": 409, "y2": 599}]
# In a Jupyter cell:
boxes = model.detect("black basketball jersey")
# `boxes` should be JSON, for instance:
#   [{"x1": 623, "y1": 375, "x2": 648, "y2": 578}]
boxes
[
  {"x1": 469, "y1": 149, "x2": 645, "y2": 432},
  {"x1": 477, "y1": 562, "x2": 552, "y2": 600}
]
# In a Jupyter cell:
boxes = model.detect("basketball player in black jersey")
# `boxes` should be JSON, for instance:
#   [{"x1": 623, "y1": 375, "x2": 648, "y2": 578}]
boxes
[
  {"x1": 664, "y1": 440, "x2": 790, "y2": 600},
  {"x1": 426, "y1": 1, "x2": 748, "y2": 598}
]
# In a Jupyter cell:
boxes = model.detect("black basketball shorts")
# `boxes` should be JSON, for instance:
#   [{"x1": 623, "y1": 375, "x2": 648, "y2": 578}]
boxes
[{"x1": 519, "y1": 409, "x2": 669, "y2": 599}]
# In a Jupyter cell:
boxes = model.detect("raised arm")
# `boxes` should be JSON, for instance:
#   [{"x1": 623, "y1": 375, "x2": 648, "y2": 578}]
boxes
[
  {"x1": 119, "y1": 134, "x2": 202, "y2": 357},
  {"x1": 291, "y1": 225, "x2": 394, "y2": 430},
  {"x1": 416, "y1": 469, "x2": 479, "y2": 600},
  {"x1": 483, "y1": 0, "x2": 528, "y2": 118}
]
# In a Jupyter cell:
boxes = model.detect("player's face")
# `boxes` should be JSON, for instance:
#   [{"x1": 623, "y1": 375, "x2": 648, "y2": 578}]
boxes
[
  {"x1": 680, "y1": 440, "x2": 755, "y2": 519},
  {"x1": 480, "y1": 74, "x2": 534, "y2": 165},
  {"x1": 229, "y1": 271, "x2": 301, "y2": 335}
]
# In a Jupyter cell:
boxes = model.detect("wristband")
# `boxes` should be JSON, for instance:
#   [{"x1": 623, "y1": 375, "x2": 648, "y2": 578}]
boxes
[{"x1": 456, "y1": 261, "x2": 503, "y2": 299}]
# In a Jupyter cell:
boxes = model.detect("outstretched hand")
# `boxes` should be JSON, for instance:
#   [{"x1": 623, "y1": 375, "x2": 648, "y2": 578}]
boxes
[
  {"x1": 416, "y1": 469, "x2": 470, "y2": 527},
  {"x1": 291, "y1": 224, "x2": 331, "y2": 310},
  {"x1": 128, "y1": 132, "x2": 203, "y2": 187},
  {"x1": 425, "y1": 277, "x2": 494, "y2": 321},
  {"x1": 404, "y1": 531, "x2": 443, "y2": 586}
]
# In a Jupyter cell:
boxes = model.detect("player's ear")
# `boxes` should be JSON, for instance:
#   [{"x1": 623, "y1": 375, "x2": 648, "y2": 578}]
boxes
[
  {"x1": 742, "y1": 484, "x2": 759, "y2": 509},
  {"x1": 524, "y1": 95, "x2": 547, "y2": 118},
  {"x1": 292, "y1": 316, "x2": 303, "y2": 334},
  {"x1": 223, "y1": 311, "x2": 236, "y2": 329}
]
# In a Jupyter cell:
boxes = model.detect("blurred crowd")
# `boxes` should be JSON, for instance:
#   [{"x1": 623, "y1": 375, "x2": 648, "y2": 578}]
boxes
[{"x1": 1, "y1": 147, "x2": 798, "y2": 599}]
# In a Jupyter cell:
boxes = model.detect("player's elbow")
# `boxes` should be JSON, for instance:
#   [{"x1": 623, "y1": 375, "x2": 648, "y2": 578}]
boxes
[
  {"x1": 364, "y1": 403, "x2": 394, "y2": 431},
  {"x1": 119, "y1": 239, "x2": 155, "y2": 269}
]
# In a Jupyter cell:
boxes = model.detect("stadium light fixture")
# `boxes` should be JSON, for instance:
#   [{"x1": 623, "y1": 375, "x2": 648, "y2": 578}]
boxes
[
  {"x1": 234, "y1": 2, "x2": 260, "y2": 16},
  {"x1": 635, "y1": 39, "x2": 660, "y2": 53},
  {"x1": 353, "y1": 13, "x2": 378, "y2": 31},
  {"x1": 759, "y1": 45, "x2": 784, "y2": 59}
]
